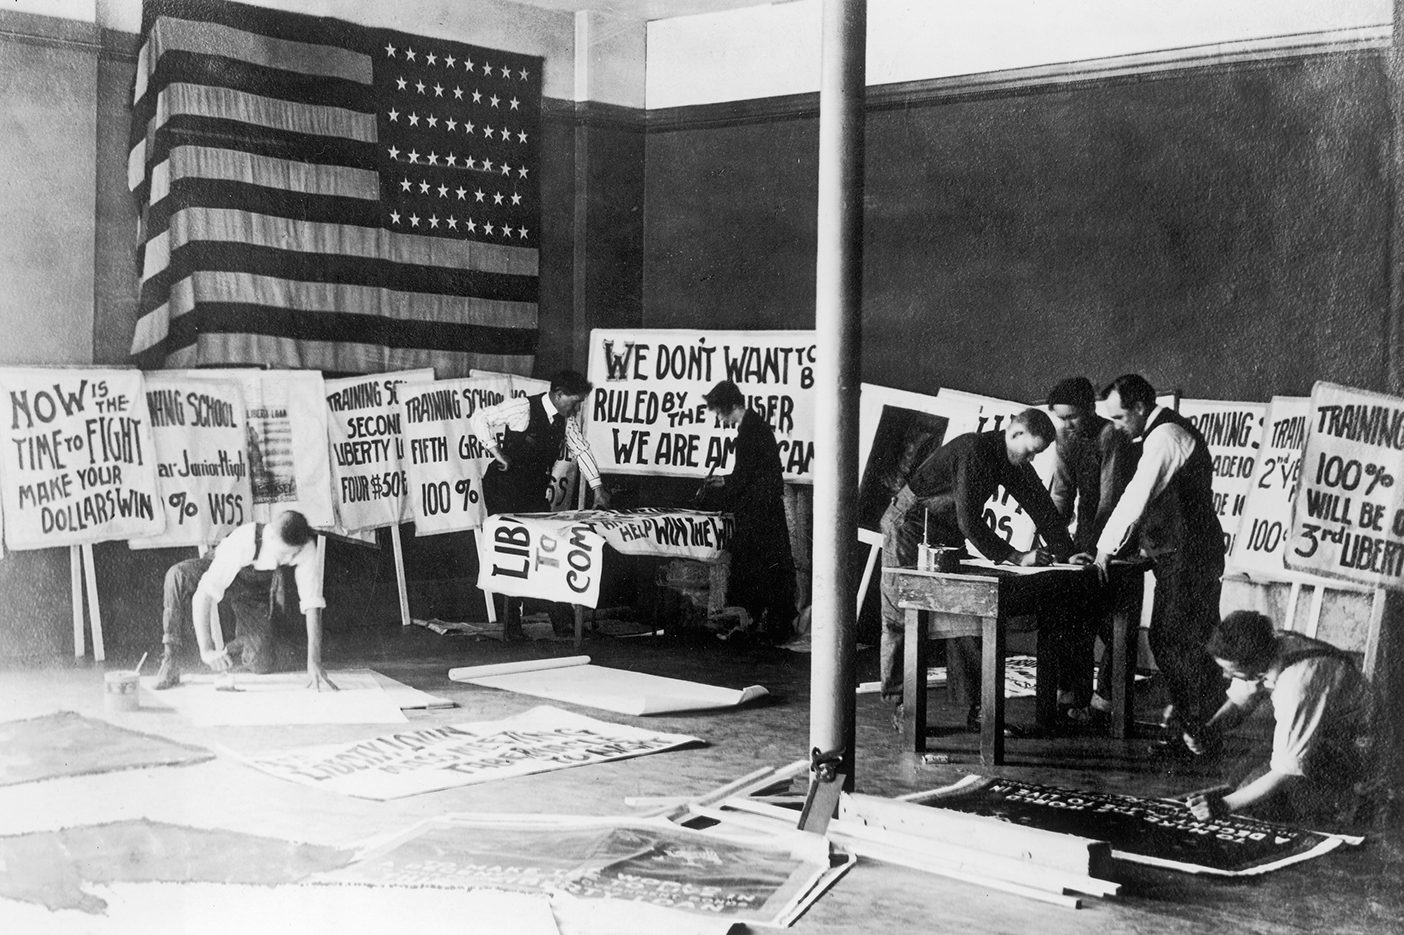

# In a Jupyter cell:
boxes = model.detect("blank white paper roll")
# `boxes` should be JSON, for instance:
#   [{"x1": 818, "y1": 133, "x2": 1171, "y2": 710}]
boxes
[{"x1": 448, "y1": 655, "x2": 590, "y2": 682}]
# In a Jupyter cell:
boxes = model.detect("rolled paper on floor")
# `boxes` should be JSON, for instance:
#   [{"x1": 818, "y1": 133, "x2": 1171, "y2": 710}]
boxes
[{"x1": 448, "y1": 655, "x2": 591, "y2": 681}]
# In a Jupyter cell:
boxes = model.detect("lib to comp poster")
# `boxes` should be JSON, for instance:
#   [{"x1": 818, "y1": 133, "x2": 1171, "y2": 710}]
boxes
[
  {"x1": 130, "y1": 373, "x2": 252, "y2": 550},
  {"x1": 324, "y1": 369, "x2": 434, "y2": 532},
  {"x1": 1288, "y1": 381, "x2": 1404, "y2": 589},
  {"x1": 0, "y1": 369, "x2": 164, "y2": 550},
  {"x1": 585, "y1": 329, "x2": 817, "y2": 483}
]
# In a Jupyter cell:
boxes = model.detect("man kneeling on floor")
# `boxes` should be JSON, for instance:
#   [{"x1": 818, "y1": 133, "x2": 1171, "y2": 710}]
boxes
[
  {"x1": 153, "y1": 510, "x2": 338, "y2": 692},
  {"x1": 1187, "y1": 611, "x2": 1370, "y2": 825}
]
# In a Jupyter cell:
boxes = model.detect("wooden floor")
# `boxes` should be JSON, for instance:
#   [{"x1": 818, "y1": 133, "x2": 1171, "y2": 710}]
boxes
[{"x1": 1, "y1": 625, "x2": 1400, "y2": 934}]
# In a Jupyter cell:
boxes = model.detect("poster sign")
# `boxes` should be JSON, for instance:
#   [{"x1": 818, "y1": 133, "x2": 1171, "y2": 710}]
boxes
[
  {"x1": 1180, "y1": 399, "x2": 1268, "y2": 555},
  {"x1": 323, "y1": 815, "x2": 839, "y2": 928},
  {"x1": 477, "y1": 512, "x2": 607, "y2": 607},
  {"x1": 325, "y1": 370, "x2": 433, "y2": 532},
  {"x1": 585, "y1": 329, "x2": 817, "y2": 483},
  {"x1": 201, "y1": 369, "x2": 336, "y2": 528},
  {"x1": 1229, "y1": 397, "x2": 1320, "y2": 578},
  {"x1": 0, "y1": 369, "x2": 163, "y2": 549},
  {"x1": 1288, "y1": 382, "x2": 1404, "y2": 589},
  {"x1": 399, "y1": 376, "x2": 509, "y2": 535},
  {"x1": 238, "y1": 705, "x2": 700, "y2": 799},
  {"x1": 130, "y1": 373, "x2": 252, "y2": 549},
  {"x1": 908, "y1": 776, "x2": 1347, "y2": 876}
]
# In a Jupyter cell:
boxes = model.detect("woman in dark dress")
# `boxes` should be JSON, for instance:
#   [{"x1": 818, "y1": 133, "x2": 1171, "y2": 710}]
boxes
[{"x1": 701, "y1": 380, "x2": 797, "y2": 642}]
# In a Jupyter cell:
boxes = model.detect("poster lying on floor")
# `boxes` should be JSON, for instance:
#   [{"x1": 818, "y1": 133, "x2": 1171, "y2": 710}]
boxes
[
  {"x1": 0, "y1": 369, "x2": 164, "y2": 549},
  {"x1": 140, "y1": 669, "x2": 422, "y2": 726},
  {"x1": 130, "y1": 373, "x2": 252, "y2": 549},
  {"x1": 239, "y1": 705, "x2": 701, "y2": 799},
  {"x1": 0, "y1": 711, "x2": 213, "y2": 787},
  {"x1": 585, "y1": 329, "x2": 818, "y2": 483},
  {"x1": 907, "y1": 776, "x2": 1351, "y2": 876},
  {"x1": 321, "y1": 814, "x2": 843, "y2": 929},
  {"x1": 449, "y1": 656, "x2": 767, "y2": 715}
]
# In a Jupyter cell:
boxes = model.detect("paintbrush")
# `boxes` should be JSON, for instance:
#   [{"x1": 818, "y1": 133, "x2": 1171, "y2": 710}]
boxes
[{"x1": 133, "y1": 652, "x2": 149, "y2": 678}]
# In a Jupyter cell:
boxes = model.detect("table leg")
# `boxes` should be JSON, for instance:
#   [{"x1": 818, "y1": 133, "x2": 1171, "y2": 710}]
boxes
[
  {"x1": 1034, "y1": 617, "x2": 1058, "y2": 730},
  {"x1": 904, "y1": 607, "x2": 926, "y2": 753},
  {"x1": 1110, "y1": 598, "x2": 1135, "y2": 740},
  {"x1": 981, "y1": 615, "x2": 1005, "y2": 767}
]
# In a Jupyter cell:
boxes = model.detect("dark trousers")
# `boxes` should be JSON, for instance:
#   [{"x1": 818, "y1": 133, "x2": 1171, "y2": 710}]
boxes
[
  {"x1": 878, "y1": 489, "x2": 980, "y2": 706},
  {"x1": 162, "y1": 557, "x2": 280, "y2": 672},
  {"x1": 1147, "y1": 551, "x2": 1226, "y2": 733},
  {"x1": 483, "y1": 462, "x2": 574, "y2": 635},
  {"x1": 1047, "y1": 591, "x2": 1115, "y2": 704}
]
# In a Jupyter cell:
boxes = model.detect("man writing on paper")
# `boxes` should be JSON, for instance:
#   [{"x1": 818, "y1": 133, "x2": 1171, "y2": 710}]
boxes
[
  {"x1": 1187, "y1": 611, "x2": 1371, "y2": 825},
  {"x1": 879, "y1": 409, "x2": 1074, "y2": 729},
  {"x1": 1074, "y1": 374, "x2": 1225, "y2": 757},
  {"x1": 1047, "y1": 376, "x2": 1136, "y2": 720},
  {"x1": 470, "y1": 369, "x2": 611, "y2": 640},
  {"x1": 698, "y1": 379, "x2": 796, "y2": 644},
  {"x1": 153, "y1": 510, "x2": 337, "y2": 691}
]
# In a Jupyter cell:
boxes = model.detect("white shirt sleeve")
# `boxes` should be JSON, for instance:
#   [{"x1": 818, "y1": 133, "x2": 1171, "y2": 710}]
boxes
[
  {"x1": 468, "y1": 395, "x2": 532, "y2": 452},
  {"x1": 291, "y1": 541, "x2": 326, "y2": 613},
  {"x1": 564, "y1": 417, "x2": 602, "y2": 489},
  {"x1": 1095, "y1": 414, "x2": 1196, "y2": 556},
  {"x1": 194, "y1": 524, "x2": 257, "y2": 606}
]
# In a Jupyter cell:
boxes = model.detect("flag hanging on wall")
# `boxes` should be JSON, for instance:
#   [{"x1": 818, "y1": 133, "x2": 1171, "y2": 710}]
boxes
[{"x1": 128, "y1": 0, "x2": 542, "y2": 377}]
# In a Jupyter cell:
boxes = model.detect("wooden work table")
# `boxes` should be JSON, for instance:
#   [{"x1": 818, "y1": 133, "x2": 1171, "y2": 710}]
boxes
[{"x1": 884, "y1": 560, "x2": 1147, "y2": 766}]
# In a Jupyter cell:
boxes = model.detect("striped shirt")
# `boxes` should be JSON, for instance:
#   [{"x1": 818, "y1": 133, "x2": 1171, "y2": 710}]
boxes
[{"x1": 469, "y1": 394, "x2": 603, "y2": 489}]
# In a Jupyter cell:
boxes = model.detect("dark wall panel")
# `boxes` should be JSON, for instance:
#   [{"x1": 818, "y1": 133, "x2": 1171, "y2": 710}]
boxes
[{"x1": 644, "y1": 54, "x2": 1390, "y2": 404}]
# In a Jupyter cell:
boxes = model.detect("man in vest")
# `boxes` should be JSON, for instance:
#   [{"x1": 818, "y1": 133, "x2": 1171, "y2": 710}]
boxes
[
  {"x1": 1187, "y1": 611, "x2": 1370, "y2": 824},
  {"x1": 470, "y1": 369, "x2": 611, "y2": 639},
  {"x1": 1075, "y1": 373, "x2": 1225, "y2": 755},
  {"x1": 153, "y1": 510, "x2": 336, "y2": 691}
]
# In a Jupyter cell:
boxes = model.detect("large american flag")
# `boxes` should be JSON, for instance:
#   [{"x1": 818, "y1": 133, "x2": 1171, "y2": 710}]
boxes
[{"x1": 128, "y1": 0, "x2": 542, "y2": 376}]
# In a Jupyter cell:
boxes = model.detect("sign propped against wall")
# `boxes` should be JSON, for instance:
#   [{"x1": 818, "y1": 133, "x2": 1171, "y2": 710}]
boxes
[
  {"x1": 398, "y1": 376, "x2": 509, "y2": 535},
  {"x1": 202, "y1": 370, "x2": 336, "y2": 528},
  {"x1": 1179, "y1": 399, "x2": 1268, "y2": 556},
  {"x1": 325, "y1": 370, "x2": 434, "y2": 532},
  {"x1": 0, "y1": 369, "x2": 163, "y2": 549},
  {"x1": 1230, "y1": 396, "x2": 1321, "y2": 579},
  {"x1": 1288, "y1": 382, "x2": 1404, "y2": 589},
  {"x1": 586, "y1": 329, "x2": 817, "y2": 483},
  {"x1": 130, "y1": 373, "x2": 252, "y2": 549}
]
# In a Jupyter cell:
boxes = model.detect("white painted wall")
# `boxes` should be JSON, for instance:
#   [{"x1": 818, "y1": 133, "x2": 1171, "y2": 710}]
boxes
[{"x1": 647, "y1": 0, "x2": 1393, "y2": 108}]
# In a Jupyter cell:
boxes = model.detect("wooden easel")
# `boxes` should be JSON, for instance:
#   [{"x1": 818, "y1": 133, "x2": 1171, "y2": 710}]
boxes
[{"x1": 69, "y1": 543, "x2": 105, "y2": 662}]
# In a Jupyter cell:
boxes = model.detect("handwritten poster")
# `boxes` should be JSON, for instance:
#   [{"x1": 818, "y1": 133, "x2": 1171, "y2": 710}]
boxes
[
  {"x1": 399, "y1": 376, "x2": 509, "y2": 535},
  {"x1": 1179, "y1": 399, "x2": 1268, "y2": 556},
  {"x1": 0, "y1": 369, "x2": 163, "y2": 550},
  {"x1": 1229, "y1": 397, "x2": 1317, "y2": 578},
  {"x1": 238, "y1": 705, "x2": 700, "y2": 799},
  {"x1": 477, "y1": 512, "x2": 607, "y2": 606},
  {"x1": 1288, "y1": 382, "x2": 1404, "y2": 589},
  {"x1": 586, "y1": 329, "x2": 817, "y2": 483},
  {"x1": 130, "y1": 373, "x2": 252, "y2": 549},
  {"x1": 325, "y1": 370, "x2": 433, "y2": 532}
]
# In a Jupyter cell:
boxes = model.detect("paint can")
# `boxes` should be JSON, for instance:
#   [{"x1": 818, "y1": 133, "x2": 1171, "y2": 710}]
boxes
[
  {"x1": 917, "y1": 546, "x2": 961, "y2": 573},
  {"x1": 103, "y1": 670, "x2": 140, "y2": 712}
]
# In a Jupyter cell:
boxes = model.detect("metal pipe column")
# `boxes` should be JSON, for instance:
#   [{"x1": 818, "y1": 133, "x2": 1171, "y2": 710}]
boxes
[{"x1": 809, "y1": 0, "x2": 865, "y2": 791}]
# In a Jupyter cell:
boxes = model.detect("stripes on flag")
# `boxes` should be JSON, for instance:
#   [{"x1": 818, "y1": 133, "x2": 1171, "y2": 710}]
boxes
[{"x1": 128, "y1": 0, "x2": 543, "y2": 376}]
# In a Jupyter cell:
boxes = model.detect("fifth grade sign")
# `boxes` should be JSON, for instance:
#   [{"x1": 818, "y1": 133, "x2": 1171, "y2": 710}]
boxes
[
  {"x1": 1288, "y1": 382, "x2": 1404, "y2": 589},
  {"x1": 585, "y1": 330, "x2": 817, "y2": 483}
]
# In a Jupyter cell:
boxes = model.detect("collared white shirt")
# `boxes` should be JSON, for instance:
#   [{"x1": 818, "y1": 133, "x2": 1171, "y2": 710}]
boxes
[
  {"x1": 468, "y1": 393, "x2": 602, "y2": 489},
  {"x1": 1095, "y1": 406, "x2": 1197, "y2": 556},
  {"x1": 194, "y1": 522, "x2": 325, "y2": 613}
]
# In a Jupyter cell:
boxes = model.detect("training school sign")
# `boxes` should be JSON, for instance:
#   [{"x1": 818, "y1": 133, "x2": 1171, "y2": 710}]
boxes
[
  {"x1": 130, "y1": 373, "x2": 252, "y2": 549},
  {"x1": 239, "y1": 705, "x2": 700, "y2": 800},
  {"x1": 325, "y1": 370, "x2": 433, "y2": 532},
  {"x1": 1288, "y1": 382, "x2": 1404, "y2": 589},
  {"x1": 399, "y1": 375, "x2": 511, "y2": 535},
  {"x1": 586, "y1": 329, "x2": 817, "y2": 483},
  {"x1": 1179, "y1": 399, "x2": 1268, "y2": 556},
  {"x1": 0, "y1": 369, "x2": 163, "y2": 550},
  {"x1": 1229, "y1": 397, "x2": 1325, "y2": 579}
]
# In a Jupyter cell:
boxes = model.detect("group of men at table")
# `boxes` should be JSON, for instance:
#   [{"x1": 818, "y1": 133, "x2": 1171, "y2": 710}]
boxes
[{"x1": 146, "y1": 369, "x2": 1369, "y2": 826}]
